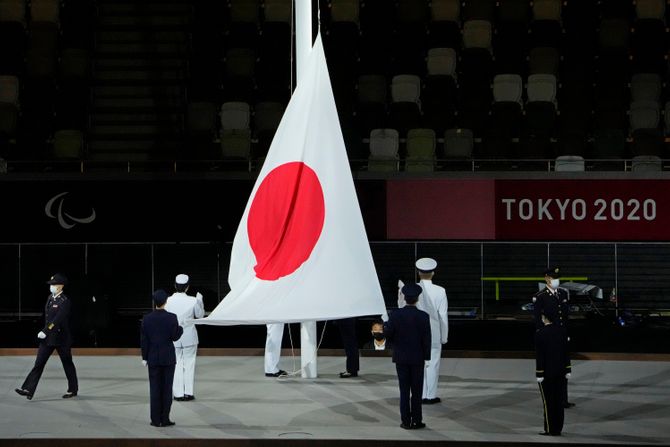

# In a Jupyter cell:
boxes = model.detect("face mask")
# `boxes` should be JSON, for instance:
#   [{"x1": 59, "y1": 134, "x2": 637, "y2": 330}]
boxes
[
  {"x1": 550, "y1": 279, "x2": 560, "y2": 289},
  {"x1": 372, "y1": 332, "x2": 385, "y2": 341},
  {"x1": 49, "y1": 285, "x2": 59, "y2": 294}
]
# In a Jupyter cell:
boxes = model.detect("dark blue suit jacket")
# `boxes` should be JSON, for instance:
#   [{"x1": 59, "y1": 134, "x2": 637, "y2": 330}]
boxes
[
  {"x1": 141, "y1": 309, "x2": 183, "y2": 367},
  {"x1": 384, "y1": 306, "x2": 431, "y2": 365}
]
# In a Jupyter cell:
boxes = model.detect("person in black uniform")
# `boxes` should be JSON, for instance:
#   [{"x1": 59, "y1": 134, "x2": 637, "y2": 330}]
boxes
[
  {"x1": 362, "y1": 320, "x2": 392, "y2": 350},
  {"x1": 141, "y1": 289, "x2": 183, "y2": 427},
  {"x1": 535, "y1": 309, "x2": 571, "y2": 436},
  {"x1": 335, "y1": 317, "x2": 360, "y2": 378},
  {"x1": 15, "y1": 273, "x2": 79, "y2": 400},
  {"x1": 384, "y1": 283, "x2": 431, "y2": 430},
  {"x1": 532, "y1": 266, "x2": 574, "y2": 408}
]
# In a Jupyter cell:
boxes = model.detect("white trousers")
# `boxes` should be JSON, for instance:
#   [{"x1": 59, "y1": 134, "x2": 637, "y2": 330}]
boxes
[
  {"x1": 423, "y1": 346, "x2": 442, "y2": 399},
  {"x1": 264, "y1": 323, "x2": 285, "y2": 374},
  {"x1": 173, "y1": 345, "x2": 197, "y2": 397}
]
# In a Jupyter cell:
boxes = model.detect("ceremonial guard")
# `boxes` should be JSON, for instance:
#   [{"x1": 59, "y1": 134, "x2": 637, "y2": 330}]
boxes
[
  {"x1": 141, "y1": 289, "x2": 183, "y2": 427},
  {"x1": 533, "y1": 267, "x2": 574, "y2": 408},
  {"x1": 264, "y1": 323, "x2": 288, "y2": 377},
  {"x1": 16, "y1": 273, "x2": 79, "y2": 400},
  {"x1": 164, "y1": 274, "x2": 205, "y2": 401},
  {"x1": 398, "y1": 258, "x2": 449, "y2": 404},
  {"x1": 386, "y1": 283, "x2": 432, "y2": 429},
  {"x1": 535, "y1": 308, "x2": 571, "y2": 436}
]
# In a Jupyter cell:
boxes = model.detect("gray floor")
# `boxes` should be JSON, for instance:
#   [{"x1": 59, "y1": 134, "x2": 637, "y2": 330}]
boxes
[{"x1": 0, "y1": 355, "x2": 669, "y2": 444}]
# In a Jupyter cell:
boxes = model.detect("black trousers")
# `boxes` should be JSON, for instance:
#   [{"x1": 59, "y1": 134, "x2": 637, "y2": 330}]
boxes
[
  {"x1": 539, "y1": 378, "x2": 564, "y2": 435},
  {"x1": 22, "y1": 343, "x2": 78, "y2": 395},
  {"x1": 336, "y1": 318, "x2": 359, "y2": 374},
  {"x1": 149, "y1": 364, "x2": 176, "y2": 425},
  {"x1": 396, "y1": 363, "x2": 424, "y2": 425}
]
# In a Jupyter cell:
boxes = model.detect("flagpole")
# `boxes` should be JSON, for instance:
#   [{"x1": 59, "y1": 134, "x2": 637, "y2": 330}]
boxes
[{"x1": 295, "y1": 0, "x2": 318, "y2": 379}]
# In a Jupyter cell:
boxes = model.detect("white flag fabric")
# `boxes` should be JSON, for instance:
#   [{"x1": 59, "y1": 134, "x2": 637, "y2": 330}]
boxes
[{"x1": 197, "y1": 33, "x2": 386, "y2": 325}]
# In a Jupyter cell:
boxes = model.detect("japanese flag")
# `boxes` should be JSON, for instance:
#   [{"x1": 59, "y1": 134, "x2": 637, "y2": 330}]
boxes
[{"x1": 197, "y1": 34, "x2": 385, "y2": 325}]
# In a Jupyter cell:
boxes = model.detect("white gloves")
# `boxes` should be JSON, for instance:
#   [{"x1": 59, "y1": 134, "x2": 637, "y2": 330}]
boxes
[
  {"x1": 142, "y1": 360, "x2": 148, "y2": 367},
  {"x1": 196, "y1": 292, "x2": 203, "y2": 300},
  {"x1": 37, "y1": 331, "x2": 46, "y2": 339},
  {"x1": 536, "y1": 377, "x2": 544, "y2": 383},
  {"x1": 565, "y1": 373, "x2": 571, "y2": 380}
]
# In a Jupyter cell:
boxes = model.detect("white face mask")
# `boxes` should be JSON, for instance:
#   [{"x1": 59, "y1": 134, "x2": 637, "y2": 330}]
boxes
[
  {"x1": 549, "y1": 279, "x2": 560, "y2": 289},
  {"x1": 49, "y1": 285, "x2": 59, "y2": 294}
]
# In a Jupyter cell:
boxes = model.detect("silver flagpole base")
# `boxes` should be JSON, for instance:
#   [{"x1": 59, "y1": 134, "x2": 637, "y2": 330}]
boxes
[{"x1": 300, "y1": 321, "x2": 317, "y2": 378}]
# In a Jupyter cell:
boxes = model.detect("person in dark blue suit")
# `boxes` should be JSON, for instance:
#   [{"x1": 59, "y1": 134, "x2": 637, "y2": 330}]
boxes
[
  {"x1": 384, "y1": 283, "x2": 432, "y2": 430},
  {"x1": 141, "y1": 289, "x2": 183, "y2": 427}
]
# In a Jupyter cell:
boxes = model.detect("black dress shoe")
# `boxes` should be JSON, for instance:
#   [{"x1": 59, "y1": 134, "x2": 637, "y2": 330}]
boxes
[
  {"x1": 564, "y1": 402, "x2": 576, "y2": 408},
  {"x1": 399, "y1": 423, "x2": 412, "y2": 430},
  {"x1": 15, "y1": 388, "x2": 33, "y2": 400},
  {"x1": 62, "y1": 391, "x2": 77, "y2": 399},
  {"x1": 184, "y1": 395, "x2": 195, "y2": 401},
  {"x1": 422, "y1": 397, "x2": 441, "y2": 404},
  {"x1": 339, "y1": 371, "x2": 358, "y2": 378},
  {"x1": 174, "y1": 396, "x2": 185, "y2": 401},
  {"x1": 411, "y1": 422, "x2": 426, "y2": 429},
  {"x1": 162, "y1": 421, "x2": 176, "y2": 426},
  {"x1": 539, "y1": 432, "x2": 550, "y2": 436},
  {"x1": 265, "y1": 370, "x2": 288, "y2": 377},
  {"x1": 150, "y1": 422, "x2": 162, "y2": 427}
]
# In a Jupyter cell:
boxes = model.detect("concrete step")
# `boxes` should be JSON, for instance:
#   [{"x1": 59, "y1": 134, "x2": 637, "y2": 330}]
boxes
[
  {"x1": 96, "y1": 42, "x2": 188, "y2": 54},
  {"x1": 98, "y1": 15, "x2": 191, "y2": 28},
  {"x1": 92, "y1": 112, "x2": 182, "y2": 124},
  {"x1": 98, "y1": 3, "x2": 192, "y2": 16},
  {"x1": 95, "y1": 69, "x2": 186, "y2": 81},
  {"x1": 95, "y1": 30, "x2": 188, "y2": 43},
  {"x1": 90, "y1": 124, "x2": 182, "y2": 135},
  {"x1": 93, "y1": 85, "x2": 184, "y2": 98},
  {"x1": 95, "y1": 58, "x2": 187, "y2": 70},
  {"x1": 93, "y1": 97, "x2": 183, "y2": 109}
]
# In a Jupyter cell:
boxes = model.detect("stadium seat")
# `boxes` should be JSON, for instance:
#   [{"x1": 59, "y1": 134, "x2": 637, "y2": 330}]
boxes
[
  {"x1": 428, "y1": 0, "x2": 461, "y2": 48},
  {"x1": 529, "y1": 0, "x2": 562, "y2": 48},
  {"x1": 220, "y1": 129, "x2": 251, "y2": 168},
  {"x1": 59, "y1": 48, "x2": 90, "y2": 80},
  {"x1": 30, "y1": 0, "x2": 59, "y2": 24},
  {"x1": 462, "y1": 0, "x2": 496, "y2": 22},
  {"x1": 460, "y1": 20, "x2": 493, "y2": 85},
  {"x1": 368, "y1": 128, "x2": 399, "y2": 171},
  {"x1": 528, "y1": 47, "x2": 560, "y2": 76},
  {"x1": 220, "y1": 102, "x2": 250, "y2": 132},
  {"x1": 223, "y1": 47, "x2": 256, "y2": 102},
  {"x1": 636, "y1": 0, "x2": 665, "y2": 20},
  {"x1": 490, "y1": 74, "x2": 523, "y2": 136},
  {"x1": 591, "y1": 128, "x2": 627, "y2": 169},
  {"x1": 0, "y1": 0, "x2": 26, "y2": 26},
  {"x1": 355, "y1": 74, "x2": 387, "y2": 136},
  {"x1": 404, "y1": 128, "x2": 436, "y2": 172},
  {"x1": 631, "y1": 155, "x2": 663, "y2": 171},
  {"x1": 629, "y1": 100, "x2": 660, "y2": 135},
  {"x1": 631, "y1": 128, "x2": 664, "y2": 156},
  {"x1": 52, "y1": 129, "x2": 83, "y2": 159},
  {"x1": 389, "y1": 74, "x2": 422, "y2": 135},
  {"x1": 0, "y1": 75, "x2": 19, "y2": 105},
  {"x1": 554, "y1": 155, "x2": 585, "y2": 172},
  {"x1": 443, "y1": 128, "x2": 474, "y2": 159},
  {"x1": 263, "y1": 0, "x2": 291, "y2": 23},
  {"x1": 630, "y1": 73, "x2": 662, "y2": 102},
  {"x1": 186, "y1": 101, "x2": 218, "y2": 140}
]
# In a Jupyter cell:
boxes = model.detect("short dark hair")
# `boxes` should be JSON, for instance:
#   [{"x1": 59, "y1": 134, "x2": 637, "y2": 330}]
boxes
[
  {"x1": 175, "y1": 283, "x2": 189, "y2": 293},
  {"x1": 371, "y1": 320, "x2": 384, "y2": 329},
  {"x1": 404, "y1": 295, "x2": 419, "y2": 305}
]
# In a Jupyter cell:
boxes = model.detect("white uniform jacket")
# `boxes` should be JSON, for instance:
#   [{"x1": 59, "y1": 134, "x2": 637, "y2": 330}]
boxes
[
  {"x1": 398, "y1": 280, "x2": 449, "y2": 348},
  {"x1": 165, "y1": 292, "x2": 205, "y2": 347}
]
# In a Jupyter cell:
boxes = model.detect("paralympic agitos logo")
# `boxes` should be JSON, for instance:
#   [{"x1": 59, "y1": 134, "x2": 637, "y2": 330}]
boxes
[{"x1": 45, "y1": 192, "x2": 96, "y2": 229}]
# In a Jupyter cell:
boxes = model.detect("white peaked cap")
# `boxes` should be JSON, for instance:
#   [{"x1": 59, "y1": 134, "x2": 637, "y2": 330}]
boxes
[
  {"x1": 415, "y1": 258, "x2": 437, "y2": 272},
  {"x1": 175, "y1": 274, "x2": 189, "y2": 284}
]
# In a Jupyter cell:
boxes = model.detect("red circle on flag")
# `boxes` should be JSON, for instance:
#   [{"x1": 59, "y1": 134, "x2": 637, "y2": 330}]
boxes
[{"x1": 248, "y1": 162, "x2": 325, "y2": 280}]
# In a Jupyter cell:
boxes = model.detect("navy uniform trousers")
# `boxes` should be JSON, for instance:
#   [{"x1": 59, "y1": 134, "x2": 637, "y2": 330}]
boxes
[
  {"x1": 336, "y1": 317, "x2": 359, "y2": 374},
  {"x1": 149, "y1": 364, "x2": 176, "y2": 425},
  {"x1": 396, "y1": 363, "x2": 424, "y2": 426},
  {"x1": 22, "y1": 343, "x2": 78, "y2": 394},
  {"x1": 539, "y1": 377, "x2": 564, "y2": 435}
]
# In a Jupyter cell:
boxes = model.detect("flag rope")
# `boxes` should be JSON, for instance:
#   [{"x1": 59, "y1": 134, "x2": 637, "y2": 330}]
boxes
[{"x1": 281, "y1": 321, "x2": 328, "y2": 378}]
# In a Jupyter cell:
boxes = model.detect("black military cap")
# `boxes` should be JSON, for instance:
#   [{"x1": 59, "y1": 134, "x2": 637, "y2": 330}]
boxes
[
  {"x1": 152, "y1": 289, "x2": 169, "y2": 306},
  {"x1": 401, "y1": 283, "x2": 423, "y2": 298},
  {"x1": 46, "y1": 273, "x2": 68, "y2": 285},
  {"x1": 544, "y1": 267, "x2": 561, "y2": 279}
]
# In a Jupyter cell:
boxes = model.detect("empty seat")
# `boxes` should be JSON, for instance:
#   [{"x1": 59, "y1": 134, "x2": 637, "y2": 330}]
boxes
[
  {"x1": 59, "y1": 48, "x2": 90, "y2": 80},
  {"x1": 462, "y1": 0, "x2": 495, "y2": 21},
  {"x1": 592, "y1": 128, "x2": 627, "y2": 160},
  {"x1": 0, "y1": 75, "x2": 19, "y2": 105},
  {"x1": 631, "y1": 155, "x2": 663, "y2": 171},
  {"x1": 428, "y1": 0, "x2": 460, "y2": 48},
  {"x1": 368, "y1": 128, "x2": 399, "y2": 171},
  {"x1": 554, "y1": 155, "x2": 585, "y2": 172},
  {"x1": 186, "y1": 101, "x2": 218, "y2": 138},
  {"x1": 356, "y1": 74, "x2": 387, "y2": 135},
  {"x1": 462, "y1": 19, "x2": 492, "y2": 51},
  {"x1": 630, "y1": 73, "x2": 662, "y2": 102},
  {"x1": 430, "y1": 0, "x2": 459, "y2": 22},
  {"x1": 528, "y1": 47, "x2": 560, "y2": 76},
  {"x1": 330, "y1": 0, "x2": 359, "y2": 23},
  {"x1": 526, "y1": 75, "x2": 558, "y2": 137},
  {"x1": 427, "y1": 48, "x2": 457, "y2": 77},
  {"x1": 229, "y1": 0, "x2": 260, "y2": 23},
  {"x1": 253, "y1": 101, "x2": 284, "y2": 159},
  {"x1": 490, "y1": 74, "x2": 524, "y2": 136},
  {"x1": 220, "y1": 101, "x2": 250, "y2": 131},
  {"x1": 52, "y1": 129, "x2": 83, "y2": 159},
  {"x1": 630, "y1": 100, "x2": 660, "y2": 134},
  {"x1": 636, "y1": 0, "x2": 665, "y2": 20},
  {"x1": 632, "y1": 128, "x2": 664, "y2": 156},
  {"x1": 527, "y1": 74, "x2": 557, "y2": 104},
  {"x1": 599, "y1": 18, "x2": 630, "y2": 54},
  {"x1": 493, "y1": 74, "x2": 523, "y2": 104},
  {"x1": 0, "y1": 0, "x2": 26, "y2": 26},
  {"x1": 389, "y1": 75, "x2": 421, "y2": 134},
  {"x1": 460, "y1": 20, "x2": 493, "y2": 83},
  {"x1": 405, "y1": 128, "x2": 436, "y2": 171},
  {"x1": 444, "y1": 128, "x2": 474, "y2": 159},
  {"x1": 263, "y1": 0, "x2": 291, "y2": 23},
  {"x1": 0, "y1": 102, "x2": 18, "y2": 138},
  {"x1": 220, "y1": 129, "x2": 251, "y2": 166},
  {"x1": 30, "y1": 0, "x2": 59, "y2": 24},
  {"x1": 530, "y1": 0, "x2": 562, "y2": 47}
]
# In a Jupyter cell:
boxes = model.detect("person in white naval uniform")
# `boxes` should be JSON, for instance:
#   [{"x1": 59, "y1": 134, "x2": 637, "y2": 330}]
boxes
[
  {"x1": 164, "y1": 274, "x2": 205, "y2": 401},
  {"x1": 398, "y1": 257, "x2": 449, "y2": 404},
  {"x1": 264, "y1": 323, "x2": 288, "y2": 377}
]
